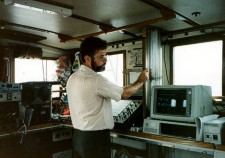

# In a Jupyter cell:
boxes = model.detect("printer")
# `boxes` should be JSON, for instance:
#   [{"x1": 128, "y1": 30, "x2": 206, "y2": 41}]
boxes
[{"x1": 203, "y1": 117, "x2": 225, "y2": 145}]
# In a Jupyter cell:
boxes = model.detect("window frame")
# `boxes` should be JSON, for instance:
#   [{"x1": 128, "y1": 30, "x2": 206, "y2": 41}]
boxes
[
  {"x1": 167, "y1": 35, "x2": 225, "y2": 96},
  {"x1": 100, "y1": 50, "x2": 126, "y2": 86},
  {"x1": 14, "y1": 57, "x2": 58, "y2": 83}
]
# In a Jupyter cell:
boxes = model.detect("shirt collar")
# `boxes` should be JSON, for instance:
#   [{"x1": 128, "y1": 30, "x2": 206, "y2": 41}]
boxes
[{"x1": 80, "y1": 65, "x2": 97, "y2": 76}]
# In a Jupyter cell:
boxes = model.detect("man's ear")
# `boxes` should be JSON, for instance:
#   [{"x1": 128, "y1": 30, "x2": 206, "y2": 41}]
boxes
[
  {"x1": 84, "y1": 55, "x2": 92, "y2": 66},
  {"x1": 84, "y1": 55, "x2": 91, "y2": 62}
]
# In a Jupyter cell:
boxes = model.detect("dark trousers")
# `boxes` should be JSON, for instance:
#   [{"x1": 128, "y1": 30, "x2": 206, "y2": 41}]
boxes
[{"x1": 73, "y1": 129, "x2": 111, "y2": 158}]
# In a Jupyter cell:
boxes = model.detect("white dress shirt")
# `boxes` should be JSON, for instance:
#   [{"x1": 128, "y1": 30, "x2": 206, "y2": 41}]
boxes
[{"x1": 66, "y1": 65, "x2": 123, "y2": 131}]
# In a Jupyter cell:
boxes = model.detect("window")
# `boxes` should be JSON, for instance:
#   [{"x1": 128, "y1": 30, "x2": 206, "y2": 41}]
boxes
[
  {"x1": 173, "y1": 40, "x2": 222, "y2": 96},
  {"x1": 15, "y1": 58, "x2": 58, "y2": 83},
  {"x1": 98, "y1": 52, "x2": 124, "y2": 87}
]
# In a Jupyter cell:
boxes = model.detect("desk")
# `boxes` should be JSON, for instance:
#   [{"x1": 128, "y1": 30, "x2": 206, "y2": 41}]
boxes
[
  {"x1": 0, "y1": 123, "x2": 224, "y2": 158},
  {"x1": 111, "y1": 129, "x2": 215, "y2": 155},
  {"x1": 0, "y1": 123, "x2": 73, "y2": 158}
]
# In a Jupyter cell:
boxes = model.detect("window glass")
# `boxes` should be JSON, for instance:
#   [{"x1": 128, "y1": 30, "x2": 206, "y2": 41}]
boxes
[
  {"x1": 15, "y1": 58, "x2": 58, "y2": 83},
  {"x1": 98, "y1": 53, "x2": 124, "y2": 87},
  {"x1": 173, "y1": 40, "x2": 222, "y2": 96}
]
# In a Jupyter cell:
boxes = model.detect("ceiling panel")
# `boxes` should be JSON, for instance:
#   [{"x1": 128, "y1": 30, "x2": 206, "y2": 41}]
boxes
[
  {"x1": 0, "y1": 0, "x2": 224, "y2": 56},
  {"x1": 157, "y1": 0, "x2": 225, "y2": 25}
]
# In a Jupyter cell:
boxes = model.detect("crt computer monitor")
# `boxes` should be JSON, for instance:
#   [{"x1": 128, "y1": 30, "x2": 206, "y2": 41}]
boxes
[{"x1": 150, "y1": 85, "x2": 213, "y2": 123}]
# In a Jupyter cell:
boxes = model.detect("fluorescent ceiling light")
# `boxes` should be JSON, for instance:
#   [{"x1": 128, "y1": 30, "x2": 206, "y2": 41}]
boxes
[{"x1": 4, "y1": 0, "x2": 72, "y2": 17}]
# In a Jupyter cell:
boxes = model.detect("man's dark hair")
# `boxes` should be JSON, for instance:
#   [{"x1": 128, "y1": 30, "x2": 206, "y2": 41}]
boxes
[{"x1": 80, "y1": 36, "x2": 107, "y2": 64}]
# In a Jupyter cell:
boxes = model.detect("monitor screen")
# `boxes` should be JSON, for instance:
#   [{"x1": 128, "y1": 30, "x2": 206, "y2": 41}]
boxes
[{"x1": 155, "y1": 89, "x2": 188, "y2": 115}]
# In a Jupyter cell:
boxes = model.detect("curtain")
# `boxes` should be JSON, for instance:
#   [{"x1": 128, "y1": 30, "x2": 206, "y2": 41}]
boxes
[{"x1": 144, "y1": 28, "x2": 162, "y2": 111}]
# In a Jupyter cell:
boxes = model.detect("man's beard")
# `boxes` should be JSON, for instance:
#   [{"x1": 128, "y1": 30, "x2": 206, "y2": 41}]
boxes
[{"x1": 91, "y1": 59, "x2": 106, "y2": 72}]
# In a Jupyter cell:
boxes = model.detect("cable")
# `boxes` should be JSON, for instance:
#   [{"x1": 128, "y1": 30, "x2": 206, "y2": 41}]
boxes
[
  {"x1": 15, "y1": 114, "x2": 27, "y2": 144},
  {"x1": 213, "y1": 99, "x2": 225, "y2": 116}
]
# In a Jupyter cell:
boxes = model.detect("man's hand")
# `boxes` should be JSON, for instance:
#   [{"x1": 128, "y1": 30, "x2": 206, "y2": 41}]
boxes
[{"x1": 137, "y1": 68, "x2": 150, "y2": 83}]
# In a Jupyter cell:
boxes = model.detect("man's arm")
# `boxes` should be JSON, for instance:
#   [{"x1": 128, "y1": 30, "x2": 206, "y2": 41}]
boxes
[{"x1": 121, "y1": 69, "x2": 150, "y2": 99}]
